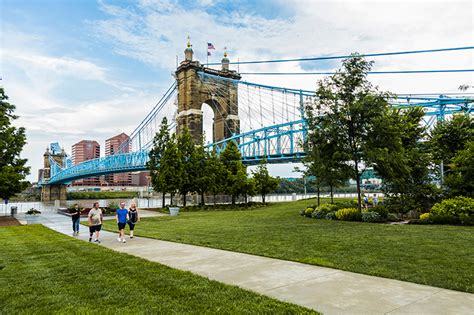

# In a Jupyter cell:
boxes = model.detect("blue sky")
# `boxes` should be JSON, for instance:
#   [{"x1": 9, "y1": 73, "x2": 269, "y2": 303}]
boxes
[{"x1": 1, "y1": 0, "x2": 473, "y2": 181}]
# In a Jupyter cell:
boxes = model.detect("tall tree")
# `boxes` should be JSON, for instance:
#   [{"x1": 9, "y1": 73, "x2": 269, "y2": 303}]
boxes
[
  {"x1": 207, "y1": 149, "x2": 226, "y2": 205},
  {"x1": 306, "y1": 54, "x2": 391, "y2": 211},
  {"x1": 220, "y1": 140, "x2": 247, "y2": 205},
  {"x1": 177, "y1": 128, "x2": 195, "y2": 206},
  {"x1": 444, "y1": 140, "x2": 474, "y2": 197},
  {"x1": 157, "y1": 134, "x2": 182, "y2": 205},
  {"x1": 368, "y1": 107, "x2": 437, "y2": 211},
  {"x1": 0, "y1": 87, "x2": 30, "y2": 200},
  {"x1": 429, "y1": 114, "x2": 473, "y2": 182},
  {"x1": 147, "y1": 117, "x2": 170, "y2": 207},
  {"x1": 252, "y1": 159, "x2": 279, "y2": 204},
  {"x1": 193, "y1": 136, "x2": 211, "y2": 206}
]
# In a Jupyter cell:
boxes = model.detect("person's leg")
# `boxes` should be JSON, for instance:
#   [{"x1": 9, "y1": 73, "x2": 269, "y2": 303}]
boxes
[
  {"x1": 72, "y1": 219, "x2": 76, "y2": 234},
  {"x1": 74, "y1": 219, "x2": 80, "y2": 235},
  {"x1": 128, "y1": 222, "x2": 135, "y2": 238},
  {"x1": 95, "y1": 225, "x2": 101, "y2": 243},
  {"x1": 117, "y1": 223, "x2": 122, "y2": 241},
  {"x1": 89, "y1": 226, "x2": 94, "y2": 242}
]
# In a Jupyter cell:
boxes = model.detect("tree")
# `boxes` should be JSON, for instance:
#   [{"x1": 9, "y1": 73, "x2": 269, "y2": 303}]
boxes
[
  {"x1": 207, "y1": 149, "x2": 226, "y2": 205},
  {"x1": 193, "y1": 136, "x2": 211, "y2": 206},
  {"x1": 369, "y1": 107, "x2": 438, "y2": 211},
  {"x1": 0, "y1": 87, "x2": 30, "y2": 200},
  {"x1": 252, "y1": 159, "x2": 279, "y2": 204},
  {"x1": 148, "y1": 117, "x2": 170, "y2": 207},
  {"x1": 429, "y1": 114, "x2": 473, "y2": 182},
  {"x1": 157, "y1": 134, "x2": 182, "y2": 205},
  {"x1": 444, "y1": 141, "x2": 474, "y2": 197},
  {"x1": 220, "y1": 140, "x2": 247, "y2": 205},
  {"x1": 177, "y1": 128, "x2": 195, "y2": 206},
  {"x1": 306, "y1": 54, "x2": 391, "y2": 211}
]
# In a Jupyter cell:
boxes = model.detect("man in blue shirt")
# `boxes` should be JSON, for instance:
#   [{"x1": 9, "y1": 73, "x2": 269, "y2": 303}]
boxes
[{"x1": 116, "y1": 202, "x2": 128, "y2": 243}]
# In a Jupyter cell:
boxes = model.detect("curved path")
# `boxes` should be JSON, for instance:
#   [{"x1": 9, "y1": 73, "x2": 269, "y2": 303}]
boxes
[{"x1": 20, "y1": 211, "x2": 474, "y2": 315}]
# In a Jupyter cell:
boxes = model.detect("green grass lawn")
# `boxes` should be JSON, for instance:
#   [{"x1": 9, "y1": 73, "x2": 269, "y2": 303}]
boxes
[
  {"x1": 0, "y1": 225, "x2": 315, "y2": 314},
  {"x1": 102, "y1": 199, "x2": 474, "y2": 293}
]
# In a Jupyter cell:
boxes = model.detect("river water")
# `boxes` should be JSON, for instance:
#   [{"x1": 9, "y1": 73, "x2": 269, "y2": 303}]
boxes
[{"x1": 1, "y1": 192, "x2": 363, "y2": 216}]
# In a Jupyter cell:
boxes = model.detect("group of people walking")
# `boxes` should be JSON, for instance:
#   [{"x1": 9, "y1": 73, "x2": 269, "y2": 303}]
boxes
[{"x1": 70, "y1": 201, "x2": 140, "y2": 244}]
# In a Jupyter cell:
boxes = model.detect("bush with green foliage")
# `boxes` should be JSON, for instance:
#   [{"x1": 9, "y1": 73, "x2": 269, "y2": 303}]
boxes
[
  {"x1": 335, "y1": 208, "x2": 361, "y2": 221},
  {"x1": 313, "y1": 203, "x2": 339, "y2": 213},
  {"x1": 361, "y1": 211, "x2": 384, "y2": 223},
  {"x1": 304, "y1": 207, "x2": 314, "y2": 217},
  {"x1": 419, "y1": 213, "x2": 430, "y2": 221},
  {"x1": 370, "y1": 205, "x2": 388, "y2": 218},
  {"x1": 387, "y1": 213, "x2": 400, "y2": 222},
  {"x1": 325, "y1": 211, "x2": 337, "y2": 220},
  {"x1": 430, "y1": 196, "x2": 474, "y2": 218},
  {"x1": 311, "y1": 210, "x2": 326, "y2": 219}
]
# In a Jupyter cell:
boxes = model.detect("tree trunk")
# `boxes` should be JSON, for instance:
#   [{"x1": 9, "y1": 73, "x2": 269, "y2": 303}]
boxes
[
  {"x1": 182, "y1": 193, "x2": 187, "y2": 207},
  {"x1": 330, "y1": 185, "x2": 334, "y2": 204},
  {"x1": 213, "y1": 193, "x2": 217, "y2": 206},
  {"x1": 232, "y1": 195, "x2": 236, "y2": 206},
  {"x1": 162, "y1": 192, "x2": 166, "y2": 208},
  {"x1": 201, "y1": 190, "x2": 205, "y2": 207},
  {"x1": 317, "y1": 183, "x2": 320, "y2": 207},
  {"x1": 262, "y1": 194, "x2": 266, "y2": 205},
  {"x1": 355, "y1": 162, "x2": 361, "y2": 212}
]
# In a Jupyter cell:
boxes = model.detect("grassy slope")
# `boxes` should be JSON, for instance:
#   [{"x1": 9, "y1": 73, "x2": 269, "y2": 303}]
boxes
[
  {"x1": 0, "y1": 225, "x2": 315, "y2": 314},
  {"x1": 102, "y1": 199, "x2": 474, "y2": 293}
]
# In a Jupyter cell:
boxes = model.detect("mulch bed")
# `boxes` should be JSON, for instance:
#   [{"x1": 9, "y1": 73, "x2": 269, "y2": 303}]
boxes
[{"x1": 0, "y1": 217, "x2": 21, "y2": 226}]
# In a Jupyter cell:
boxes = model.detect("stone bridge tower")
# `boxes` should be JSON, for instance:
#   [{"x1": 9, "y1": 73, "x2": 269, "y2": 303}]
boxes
[
  {"x1": 40, "y1": 145, "x2": 67, "y2": 201},
  {"x1": 175, "y1": 38, "x2": 241, "y2": 143}
]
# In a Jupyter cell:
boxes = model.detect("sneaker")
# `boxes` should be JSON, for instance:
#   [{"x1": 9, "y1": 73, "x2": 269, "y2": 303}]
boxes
[
  {"x1": 130, "y1": 236, "x2": 134, "y2": 239},
  {"x1": 122, "y1": 238, "x2": 126, "y2": 243},
  {"x1": 117, "y1": 237, "x2": 121, "y2": 242},
  {"x1": 94, "y1": 239, "x2": 101, "y2": 244},
  {"x1": 89, "y1": 238, "x2": 92, "y2": 242}
]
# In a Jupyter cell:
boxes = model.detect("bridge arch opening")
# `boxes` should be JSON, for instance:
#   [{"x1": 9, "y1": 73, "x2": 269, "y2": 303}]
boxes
[{"x1": 201, "y1": 102, "x2": 216, "y2": 145}]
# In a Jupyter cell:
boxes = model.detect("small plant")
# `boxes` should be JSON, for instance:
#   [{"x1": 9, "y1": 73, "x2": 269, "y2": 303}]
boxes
[
  {"x1": 107, "y1": 201, "x2": 119, "y2": 210},
  {"x1": 26, "y1": 208, "x2": 41, "y2": 215},
  {"x1": 335, "y1": 208, "x2": 361, "y2": 221},
  {"x1": 419, "y1": 213, "x2": 431, "y2": 221},
  {"x1": 361, "y1": 211, "x2": 383, "y2": 223},
  {"x1": 304, "y1": 207, "x2": 314, "y2": 217},
  {"x1": 315, "y1": 203, "x2": 339, "y2": 213},
  {"x1": 311, "y1": 210, "x2": 326, "y2": 219},
  {"x1": 325, "y1": 211, "x2": 336, "y2": 220},
  {"x1": 387, "y1": 213, "x2": 400, "y2": 222}
]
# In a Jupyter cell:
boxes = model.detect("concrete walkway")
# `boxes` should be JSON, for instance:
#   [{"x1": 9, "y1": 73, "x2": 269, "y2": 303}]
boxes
[{"x1": 21, "y1": 211, "x2": 474, "y2": 314}]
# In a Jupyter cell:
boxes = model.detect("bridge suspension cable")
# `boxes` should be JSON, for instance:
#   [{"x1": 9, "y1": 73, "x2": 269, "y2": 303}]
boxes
[
  {"x1": 239, "y1": 69, "x2": 474, "y2": 75},
  {"x1": 207, "y1": 46, "x2": 474, "y2": 66}
]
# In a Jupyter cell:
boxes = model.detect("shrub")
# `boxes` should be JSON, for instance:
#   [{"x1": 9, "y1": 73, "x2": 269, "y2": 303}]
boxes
[
  {"x1": 430, "y1": 196, "x2": 474, "y2": 218},
  {"x1": 371, "y1": 205, "x2": 388, "y2": 218},
  {"x1": 107, "y1": 201, "x2": 119, "y2": 211},
  {"x1": 325, "y1": 211, "x2": 336, "y2": 220},
  {"x1": 299, "y1": 209, "x2": 305, "y2": 216},
  {"x1": 419, "y1": 213, "x2": 431, "y2": 221},
  {"x1": 311, "y1": 210, "x2": 326, "y2": 219},
  {"x1": 429, "y1": 214, "x2": 460, "y2": 225},
  {"x1": 304, "y1": 207, "x2": 314, "y2": 217},
  {"x1": 361, "y1": 211, "x2": 383, "y2": 223},
  {"x1": 315, "y1": 203, "x2": 339, "y2": 213},
  {"x1": 387, "y1": 213, "x2": 400, "y2": 222},
  {"x1": 335, "y1": 208, "x2": 361, "y2": 221}
]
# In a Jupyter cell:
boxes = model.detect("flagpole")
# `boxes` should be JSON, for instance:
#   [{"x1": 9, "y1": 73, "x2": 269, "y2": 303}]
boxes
[{"x1": 206, "y1": 43, "x2": 208, "y2": 68}]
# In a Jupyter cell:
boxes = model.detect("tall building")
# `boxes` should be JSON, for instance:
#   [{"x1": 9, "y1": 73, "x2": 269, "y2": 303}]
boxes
[
  {"x1": 71, "y1": 140, "x2": 101, "y2": 186},
  {"x1": 105, "y1": 133, "x2": 132, "y2": 186}
]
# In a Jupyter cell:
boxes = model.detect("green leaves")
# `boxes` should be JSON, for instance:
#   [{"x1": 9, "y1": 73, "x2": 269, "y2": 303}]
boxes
[{"x1": 0, "y1": 87, "x2": 30, "y2": 200}]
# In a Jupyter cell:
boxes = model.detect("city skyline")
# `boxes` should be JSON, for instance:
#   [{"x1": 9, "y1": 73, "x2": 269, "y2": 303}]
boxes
[{"x1": 1, "y1": 0, "x2": 472, "y2": 181}]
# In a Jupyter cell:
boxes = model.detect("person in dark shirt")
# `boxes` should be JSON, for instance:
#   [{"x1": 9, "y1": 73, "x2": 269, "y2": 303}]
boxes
[
  {"x1": 127, "y1": 203, "x2": 140, "y2": 239},
  {"x1": 70, "y1": 204, "x2": 81, "y2": 236}
]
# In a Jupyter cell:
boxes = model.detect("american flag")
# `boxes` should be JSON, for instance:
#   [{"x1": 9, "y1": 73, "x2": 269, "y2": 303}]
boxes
[{"x1": 207, "y1": 43, "x2": 215, "y2": 50}]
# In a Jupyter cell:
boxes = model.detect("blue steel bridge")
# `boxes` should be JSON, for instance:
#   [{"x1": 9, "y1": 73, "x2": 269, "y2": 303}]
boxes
[{"x1": 40, "y1": 46, "x2": 474, "y2": 186}]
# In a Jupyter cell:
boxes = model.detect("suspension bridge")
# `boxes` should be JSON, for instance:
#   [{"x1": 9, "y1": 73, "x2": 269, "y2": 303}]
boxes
[{"x1": 38, "y1": 43, "x2": 474, "y2": 200}]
